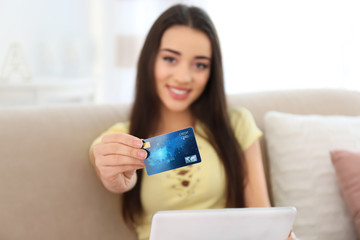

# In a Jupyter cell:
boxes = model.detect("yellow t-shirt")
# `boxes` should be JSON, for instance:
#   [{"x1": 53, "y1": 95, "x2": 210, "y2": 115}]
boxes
[{"x1": 91, "y1": 107, "x2": 262, "y2": 240}]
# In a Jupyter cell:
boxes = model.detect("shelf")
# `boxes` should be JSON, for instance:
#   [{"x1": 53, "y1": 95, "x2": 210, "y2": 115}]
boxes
[{"x1": 0, "y1": 79, "x2": 96, "y2": 107}]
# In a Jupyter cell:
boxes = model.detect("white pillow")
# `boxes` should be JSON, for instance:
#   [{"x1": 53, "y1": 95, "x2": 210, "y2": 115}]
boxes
[{"x1": 264, "y1": 111, "x2": 360, "y2": 240}]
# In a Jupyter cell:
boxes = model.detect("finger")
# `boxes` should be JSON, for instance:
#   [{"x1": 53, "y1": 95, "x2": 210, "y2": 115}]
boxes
[
  {"x1": 101, "y1": 133, "x2": 143, "y2": 149},
  {"x1": 99, "y1": 165, "x2": 144, "y2": 179},
  {"x1": 103, "y1": 165, "x2": 145, "y2": 175},
  {"x1": 95, "y1": 143, "x2": 148, "y2": 160},
  {"x1": 97, "y1": 154, "x2": 145, "y2": 167}
]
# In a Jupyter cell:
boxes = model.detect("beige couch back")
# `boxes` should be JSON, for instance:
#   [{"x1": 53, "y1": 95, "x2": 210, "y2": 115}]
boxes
[{"x1": 1, "y1": 89, "x2": 359, "y2": 240}]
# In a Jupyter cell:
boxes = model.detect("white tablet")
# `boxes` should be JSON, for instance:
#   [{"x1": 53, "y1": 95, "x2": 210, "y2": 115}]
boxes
[{"x1": 149, "y1": 207, "x2": 296, "y2": 240}]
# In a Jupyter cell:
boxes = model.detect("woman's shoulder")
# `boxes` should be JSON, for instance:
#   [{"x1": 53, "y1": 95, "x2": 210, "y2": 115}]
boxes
[
  {"x1": 103, "y1": 121, "x2": 130, "y2": 134},
  {"x1": 227, "y1": 107, "x2": 262, "y2": 150},
  {"x1": 227, "y1": 106, "x2": 255, "y2": 125},
  {"x1": 89, "y1": 121, "x2": 130, "y2": 155}
]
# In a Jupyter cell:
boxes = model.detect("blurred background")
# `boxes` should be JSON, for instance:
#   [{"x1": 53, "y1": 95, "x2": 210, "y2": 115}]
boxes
[{"x1": 0, "y1": 0, "x2": 359, "y2": 106}]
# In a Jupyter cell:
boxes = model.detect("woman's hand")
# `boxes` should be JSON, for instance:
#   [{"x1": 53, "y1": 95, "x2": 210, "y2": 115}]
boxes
[{"x1": 92, "y1": 132, "x2": 147, "y2": 193}]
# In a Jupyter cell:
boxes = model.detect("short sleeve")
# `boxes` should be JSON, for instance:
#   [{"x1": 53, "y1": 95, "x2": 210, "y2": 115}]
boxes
[
  {"x1": 89, "y1": 122, "x2": 130, "y2": 159},
  {"x1": 229, "y1": 107, "x2": 262, "y2": 151}
]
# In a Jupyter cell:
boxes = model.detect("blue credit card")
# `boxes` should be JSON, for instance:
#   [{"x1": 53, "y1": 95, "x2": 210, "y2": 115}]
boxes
[{"x1": 142, "y1": 127, "x2": 202, "y2": 175}]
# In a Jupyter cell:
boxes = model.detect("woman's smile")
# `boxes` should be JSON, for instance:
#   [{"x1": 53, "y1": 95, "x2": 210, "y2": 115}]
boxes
[{"x1": 167, "y1": 85, "x2": 192, "y2": 100}]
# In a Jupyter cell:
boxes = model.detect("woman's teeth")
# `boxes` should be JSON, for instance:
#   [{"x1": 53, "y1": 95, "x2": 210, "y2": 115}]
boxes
[{"x1": 170, "y1": 87, "x2": 187, "y2": 95}]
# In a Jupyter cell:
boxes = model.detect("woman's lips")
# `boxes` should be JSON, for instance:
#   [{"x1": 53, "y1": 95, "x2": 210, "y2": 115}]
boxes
[{"x1": 168, "y1": 86, "x2": 191, "y2": 100}]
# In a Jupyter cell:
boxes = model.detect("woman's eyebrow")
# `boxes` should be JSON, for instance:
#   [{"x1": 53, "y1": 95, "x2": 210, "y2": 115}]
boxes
[
  {"x1": 161, "y1": 48, "x2": 181, "y2": 55},
  {"x1": 195, "y1": 56, "x2": 211, "y2": 60},
  {"x1": 160, "y1": 48, "x2": 211, "y2": 60}
]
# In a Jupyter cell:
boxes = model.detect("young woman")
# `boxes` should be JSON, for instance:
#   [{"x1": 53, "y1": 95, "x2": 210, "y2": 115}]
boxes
[{"x1": 91, "y1": 4, "x2": 296, "y2": 240}]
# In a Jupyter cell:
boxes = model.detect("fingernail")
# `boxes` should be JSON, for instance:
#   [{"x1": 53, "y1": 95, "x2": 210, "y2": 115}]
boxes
[
  {"x1": 137, "y1": 150, "x2": 147, "y2": 159},
  {"x1": 134, "y1": 140, "x2": 143, "y2": 148}
]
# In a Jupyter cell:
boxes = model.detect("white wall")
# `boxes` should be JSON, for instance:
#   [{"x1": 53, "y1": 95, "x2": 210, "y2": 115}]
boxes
[
  {"x1": 207, "y1": 0, "x2": 360, "y2": 93},
  {"x1": 1, "y1": 0, "x2": 359, "y2": 105}
]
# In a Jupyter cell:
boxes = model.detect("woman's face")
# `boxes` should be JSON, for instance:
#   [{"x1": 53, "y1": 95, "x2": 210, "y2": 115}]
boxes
[{"x1": 154, "y1": 25, "x2": 212, "y2": 113}]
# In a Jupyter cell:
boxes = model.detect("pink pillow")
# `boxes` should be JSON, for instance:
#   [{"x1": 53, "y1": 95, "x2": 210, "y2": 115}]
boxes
[{"x1": 331, "y1": 150, "x2": 360, "y2": 237}]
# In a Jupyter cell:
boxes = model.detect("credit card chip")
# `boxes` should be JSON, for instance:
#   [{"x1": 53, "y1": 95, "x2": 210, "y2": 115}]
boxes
[{"x1": 142, "y1": 141, "x2": 151, "y2": 149}]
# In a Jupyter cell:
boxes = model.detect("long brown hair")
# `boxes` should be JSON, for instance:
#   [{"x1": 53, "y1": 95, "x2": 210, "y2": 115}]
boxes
[{"x1": 123, "y1": 4, "x2": 246, "y2": 226}]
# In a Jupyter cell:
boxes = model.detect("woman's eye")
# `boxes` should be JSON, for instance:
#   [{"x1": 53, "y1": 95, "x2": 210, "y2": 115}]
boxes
[
  {"x1": 195, "y1": 63, "x2": 208, "y2": 69},
  {"x1": 164, "y1": 57, "x2": 176, "y2": 63}
]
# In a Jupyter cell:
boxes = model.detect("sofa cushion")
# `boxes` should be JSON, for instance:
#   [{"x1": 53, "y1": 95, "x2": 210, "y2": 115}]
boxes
[
  {"x1": 330, "y1": 150, "x2": 360, "y2": 238},
  {"x1": 264, "y1": 111, "x2": 360, "y2": 240}
]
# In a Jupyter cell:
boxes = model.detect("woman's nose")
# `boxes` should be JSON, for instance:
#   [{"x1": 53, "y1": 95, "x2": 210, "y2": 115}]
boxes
[{"x1": 174, "y1": 64, "x2": 192, "y2": 84}]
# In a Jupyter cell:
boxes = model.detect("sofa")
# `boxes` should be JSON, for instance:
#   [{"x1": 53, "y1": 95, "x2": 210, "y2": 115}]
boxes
[{"x1": 1, "y1": 89, "x2": 359, "y2": 240}]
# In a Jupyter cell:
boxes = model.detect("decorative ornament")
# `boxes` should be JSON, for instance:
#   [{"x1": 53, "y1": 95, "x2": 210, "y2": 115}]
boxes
[{"x1": 0, "y1": 43, "x2": 32, "y2": 83}]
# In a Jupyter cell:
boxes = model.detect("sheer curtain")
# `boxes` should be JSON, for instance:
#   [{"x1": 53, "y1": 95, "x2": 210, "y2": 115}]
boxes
[
  {"x1": 93, "y1": 0, "x2": 360, "y2": 103},
  {"x1": 0, "y1": 0, "x2": 97, "y2": 106}
]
